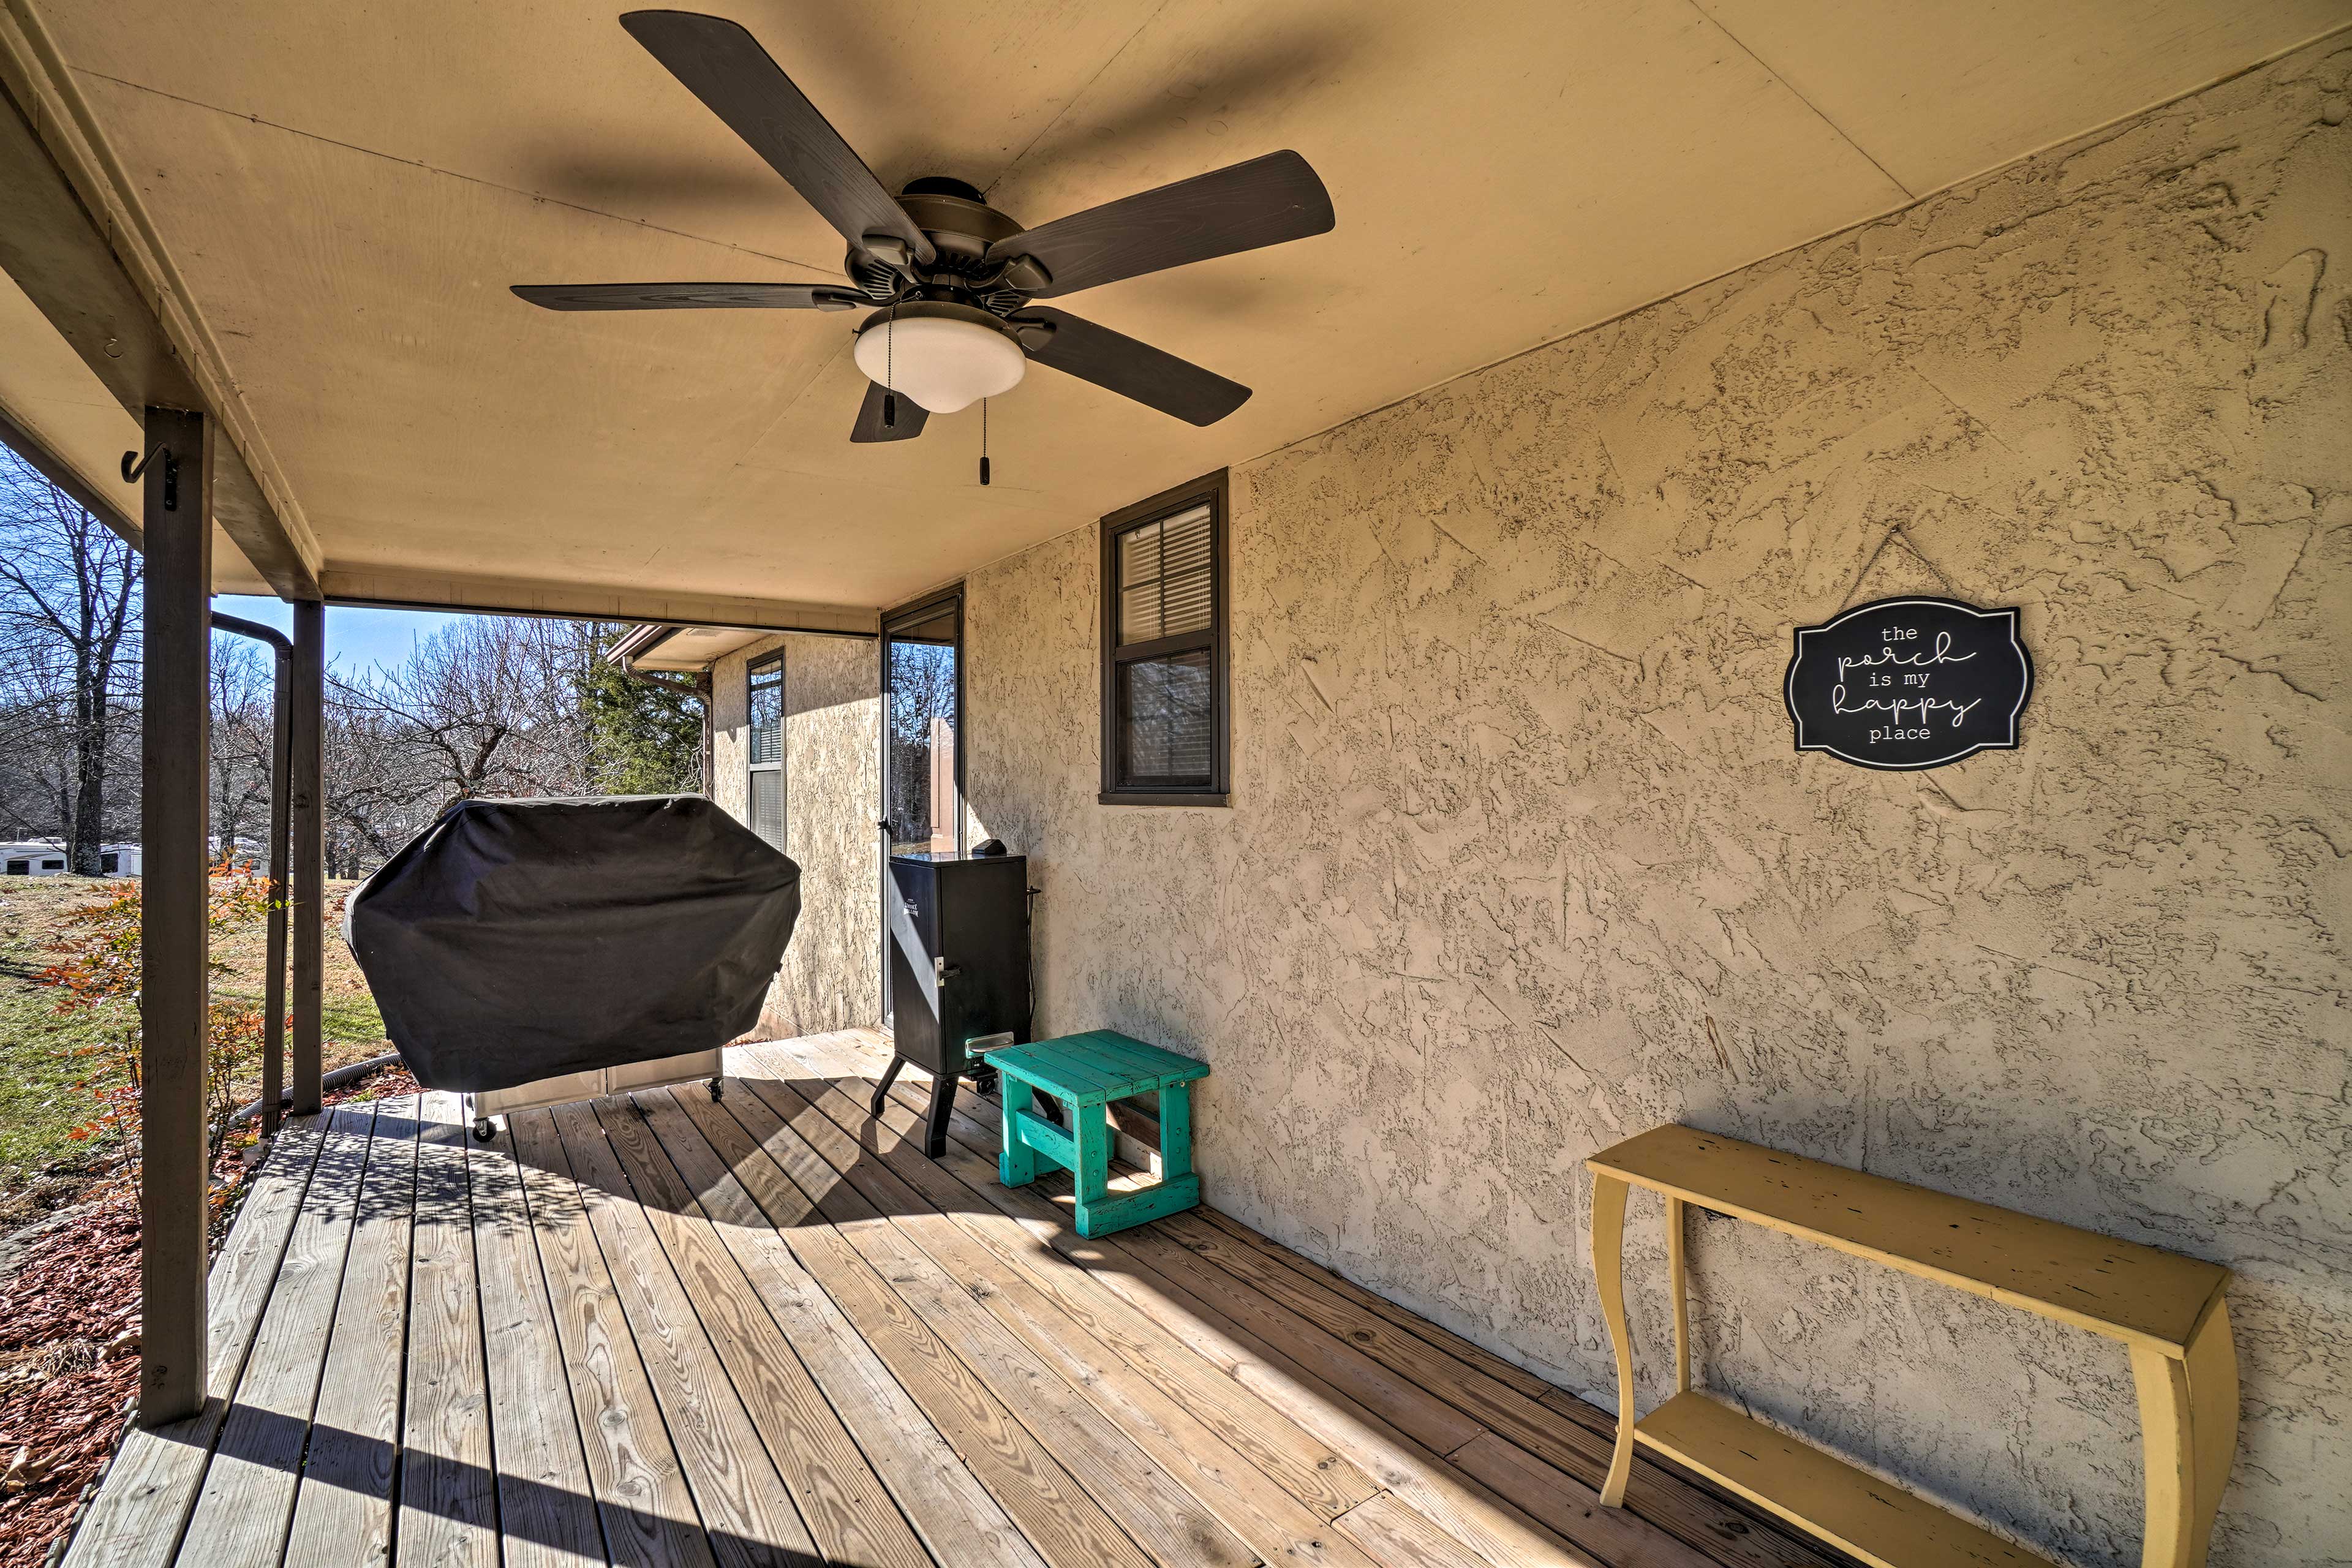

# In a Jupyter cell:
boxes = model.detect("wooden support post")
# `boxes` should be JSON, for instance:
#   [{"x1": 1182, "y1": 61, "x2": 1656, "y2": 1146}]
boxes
[
  {"x1": 289, "y1": 598, "x2": 325, "y2": 1115},
  {"x1": 1591, "y1": 1172, "x2": 1635, "y2": 1507},
  {"x1": 138, "y1": 405, "x2": 211, "y2": 1427}
]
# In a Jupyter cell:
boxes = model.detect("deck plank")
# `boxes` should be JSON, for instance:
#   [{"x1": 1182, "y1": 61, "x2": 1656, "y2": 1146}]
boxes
[
  {"x1": 507, "y1": 1110, "x2": 717, "y2": 1568},
  {"x1": 863, "y1": 1039, "x2": 1817, "y2": 1568},
  {"x1": 1160, "y1": 1209, "x2": 1841, "y2": 1568},
  {"x1": 643, "y1": 1087, "x2": 1048, "y2": 1568},
  {"x1": 777, "y1": 1037, "x2": 1380, "y2": 1525},
  {"x1": 821, "y1": 1052, "x2": 1482, "y2": 1459},
  {"x1": 724, "y1": 1070, "x2": 1257, "y2": 1568},
  {"x1": 801, "y1": 1058, "x2": 1379, "y2": 1523},
  {"x1": 399, "y1": 1095, "x2": 500, "y2": 1568},
  {"x1": 726, "y1": 1066, "x2": 1259, "y2": 1568},
  {"x1": 284, "y1": 1097, "x2": 419, "y2": 1568},
  {"x1": 905, "y1": 1051, "x2": 1799, "y2": 1568},
  {"x1": 729, "y1": 1074, "x2": 1262, "y2": 1568},
  {"x1": 1334, "y1": 1493, "x2": 1502, "y2": 1568},
  {"x1": 586, "y1": 1095, "x2": 936, "y2": 1568},
  {"x1": 61, "y1": 1113, "x2": 330, "y2": 1568},
  {"x1": 1196, "y1": 1207, "x2": 1560, "y2": 1403},
  {"x1": 758, "y1": 1067, "x2": 1387, "y2": 1568},
  {"x1": 1448, "y1": 1433, "x2": 1714, "y2": 1568},
  {"x1": 831, "y1": 1042, "x2": 1668, "y2": 1568},
  {"x1": 177, "y1": 1105, "x2": 377, "y2": 1568},
  {"x1": 73, "y1": 1033, "x2": 1866, "y2": 1568},
  {"x1": 679, "y1": 1082, "x2": 1155, "y2": 1568},
  {"x1": 543, "y1": 1100, "x2": 821, "y2": 1567},
  {"x1": 470, "y1": 1118, "x2": 609, "y2": 1567}
]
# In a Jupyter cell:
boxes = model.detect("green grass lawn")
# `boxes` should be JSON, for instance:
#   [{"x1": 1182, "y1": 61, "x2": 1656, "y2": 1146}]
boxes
[
  {"x1": 0, "y1": 930, "x2": 123, "y2": 1188},
  {"x1": 0, "y1": 876, "x2": 390, "y2": 1193}
]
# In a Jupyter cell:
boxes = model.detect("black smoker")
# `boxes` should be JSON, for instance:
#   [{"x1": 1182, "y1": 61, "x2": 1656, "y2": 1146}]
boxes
[{"x1": 872, "y1": 849, "x2": 1031, "y2": 1155}]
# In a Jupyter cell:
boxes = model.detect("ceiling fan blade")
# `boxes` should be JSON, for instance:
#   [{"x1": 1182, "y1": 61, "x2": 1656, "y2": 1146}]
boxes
[
  {"x1": 850, "y1": 380, "x2": 929, "y2": 443},
  {"x1": 986, "y1": 149, "x2": 1331, "y2": 298},
  {"x1": 1011, "y1": 307, "x2": 1250, "y2": 425},
  {"x1": 510, "y1": 282, "x2": 864, "y2": 311},
  {"x1": 619, "y1": 10, "x2": 933, "y2": 265}
]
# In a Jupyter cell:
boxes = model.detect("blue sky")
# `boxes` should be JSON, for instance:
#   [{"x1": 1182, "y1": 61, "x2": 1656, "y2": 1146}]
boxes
[{"x1": 214, "y1": 595, "x2": 458, "y2": 676}]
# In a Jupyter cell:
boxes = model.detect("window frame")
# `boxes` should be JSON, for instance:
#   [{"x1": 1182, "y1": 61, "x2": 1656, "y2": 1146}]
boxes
[
  {"x1": 1098, "y1": 469, "x2": 1231, "y2": 807},
  {"x1": 745, "y1": 647, "x2": 785, "y2": 850}
]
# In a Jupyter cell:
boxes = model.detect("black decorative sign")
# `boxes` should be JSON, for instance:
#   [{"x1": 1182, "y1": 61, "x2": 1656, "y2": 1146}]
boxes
[{"x1": 1785, "y1": 597, "x2": 2032, "y2": 771}]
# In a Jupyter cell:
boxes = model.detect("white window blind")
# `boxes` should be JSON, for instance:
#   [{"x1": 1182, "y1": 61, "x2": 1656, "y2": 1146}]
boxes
[
  {"x1": 1117, "y1": 503, "x2": 1214, "y2": 645},
  {"x1": 750, "y1": 769, "x2": 783, "y2": 850},
  {"x1": 1118, "y1": 647, "x2": 1214, "y2": 785},
  {"x1": 747, "y1": 652, "x2": 784, "y2": 848}
]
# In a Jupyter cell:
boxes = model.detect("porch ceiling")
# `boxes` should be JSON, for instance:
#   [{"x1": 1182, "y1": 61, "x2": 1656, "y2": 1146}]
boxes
[{"x1": 7, "y1": 0, "x2": 2344, "y2": 613}]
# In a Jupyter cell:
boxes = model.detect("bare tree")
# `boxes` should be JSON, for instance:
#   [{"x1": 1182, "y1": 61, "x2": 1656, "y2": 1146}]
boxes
[
  {"x1": 885, "y1": 638, "x2": 956, "y2": 842},
  {"x1": 317, "y1": 617, "x2": 606, "y2": 873},
  {"x1": 334, "y1": 616, "x2": 597, "y2": 801},
  {"x1": 0, "y1": 453, "x2": 140, "y2": 870},
  {"x1": 209, "y1": 635, "x2": 274, "y2": 863},
  {"x1": 322, "y1": 687, "x2": 421, "y2": 876}
]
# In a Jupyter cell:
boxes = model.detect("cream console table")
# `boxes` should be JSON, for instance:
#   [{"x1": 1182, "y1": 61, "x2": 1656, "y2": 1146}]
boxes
[{"x1": 1587, "y1": 1125, "x2": 2236, "y2": 1568}]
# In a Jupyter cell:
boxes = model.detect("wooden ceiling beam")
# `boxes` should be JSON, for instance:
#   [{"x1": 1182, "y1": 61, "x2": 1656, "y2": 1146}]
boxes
[
  {"x1": 0, "y1": 8, "x2": 320, "y2": 599},
  {"x1": 318, "y1": 565, "x2": 880, "y2": 636}
]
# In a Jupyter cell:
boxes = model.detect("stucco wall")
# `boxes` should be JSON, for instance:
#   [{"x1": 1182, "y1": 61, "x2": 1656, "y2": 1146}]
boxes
[
  {"x1": 710, "y1": 631, "x2": 881, "y2": 1036},
  {"x1": 962, "y1": 40, "x2": 2351, "y2": 1567}
]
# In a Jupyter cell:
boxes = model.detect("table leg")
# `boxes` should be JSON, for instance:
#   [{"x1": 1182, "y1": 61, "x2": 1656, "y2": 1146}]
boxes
[
  {"x1": 1158, "y1": 1082, "x2": 1194, "y2": 1181},
  {"x1": 2133, "y1": 1297, "x2": 2237, "y2": 1568},
  {"x1": 999, "y1": 1077, "x2": 1039, "y2": 1188},
  {"x1": 1667, "y1": 1194, "x2": 1691, "y2": 1394},
  {"x1": 1072, "y1": 1102, "x2": 1112, "y2": 1237},
  {"x1": 1593, "y1": 1173, "x2": 1636, "y2": 1507}
]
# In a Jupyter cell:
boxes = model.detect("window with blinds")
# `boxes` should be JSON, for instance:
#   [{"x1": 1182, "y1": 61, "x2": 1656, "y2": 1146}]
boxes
[
  {"x1": 1099, "y1": 473, "x2": 1229, "y2": 804},
  {"x1": 1117, "y1": 503, "x2": 1215, "y2": 645},
  {"x1": 747, "y1": 652, "x2": 784, "y2": 848}
]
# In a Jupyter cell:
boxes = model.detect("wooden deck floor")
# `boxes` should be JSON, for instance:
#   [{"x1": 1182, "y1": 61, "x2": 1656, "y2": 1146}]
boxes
[{"x1": 62, "y1": 1030, "x2": 1848, "y2": 1568}]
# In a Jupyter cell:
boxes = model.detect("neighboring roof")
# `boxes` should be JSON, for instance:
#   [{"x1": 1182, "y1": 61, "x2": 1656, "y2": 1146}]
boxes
[
  {"x1": 4, "y1": 0, "x2": 2342, "y2": 617},
  {"x1": 611, "y1": 623, "x2": 776, "y2": 673}
]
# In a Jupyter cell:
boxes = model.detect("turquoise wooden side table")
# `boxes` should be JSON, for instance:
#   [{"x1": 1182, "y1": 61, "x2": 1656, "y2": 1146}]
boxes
[{"x1": 987, "y1": 1030, "x2": 1207, "y2": 1237}]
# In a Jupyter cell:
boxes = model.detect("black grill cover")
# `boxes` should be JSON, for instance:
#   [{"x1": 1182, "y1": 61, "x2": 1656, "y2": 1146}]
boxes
[{"x1": 344, "y1": 794, "x2": 800, "y2": 1093}]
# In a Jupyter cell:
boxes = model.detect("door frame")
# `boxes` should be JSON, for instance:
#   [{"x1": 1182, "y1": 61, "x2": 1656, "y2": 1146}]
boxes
[{"x1": 878, "y1": 583, "x2": 965, "y2": 1025}]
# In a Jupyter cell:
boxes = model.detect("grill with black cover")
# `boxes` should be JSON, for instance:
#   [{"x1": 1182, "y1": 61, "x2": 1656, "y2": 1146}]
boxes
[{"x1": 344, "y1": 794, "x2": 799, "y2": 1096}]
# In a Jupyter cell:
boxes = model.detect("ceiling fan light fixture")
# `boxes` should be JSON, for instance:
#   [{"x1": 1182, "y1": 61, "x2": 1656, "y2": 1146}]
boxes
[{"x1": 853, "y1": 303, "x2": 1026, "y2": 415}]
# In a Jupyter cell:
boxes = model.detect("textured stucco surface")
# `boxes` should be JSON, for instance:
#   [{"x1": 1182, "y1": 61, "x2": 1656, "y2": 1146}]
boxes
[
  {"x1": 710, "y1": 632, "x2": 881, "y2": 1037},
  {"x1": 962, "y1": 40, "x2": 2351, "y2": 1567}
]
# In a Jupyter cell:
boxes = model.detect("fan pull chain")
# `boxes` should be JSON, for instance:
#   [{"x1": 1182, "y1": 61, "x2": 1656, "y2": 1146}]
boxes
[
  {"x1": 881, "y1": 301, "x2": 897, "y2": 429},
  {"x1": 979, "y1": 398, "x2": 990, "y2": 486}
]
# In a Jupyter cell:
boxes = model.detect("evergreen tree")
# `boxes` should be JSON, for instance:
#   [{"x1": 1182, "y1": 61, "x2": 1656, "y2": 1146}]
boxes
[{"x1": 581, "y1": 627, "x2": 706, "y2": 794}]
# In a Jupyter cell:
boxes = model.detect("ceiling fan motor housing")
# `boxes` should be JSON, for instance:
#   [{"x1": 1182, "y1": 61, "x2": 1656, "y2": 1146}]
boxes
[{"x1": 846, "y1": 179, "x2": 1046, "y2": 311}]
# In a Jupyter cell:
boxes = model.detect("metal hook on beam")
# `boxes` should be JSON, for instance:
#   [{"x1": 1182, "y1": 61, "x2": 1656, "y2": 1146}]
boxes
[{"x1": 122, "y1": 443, "x2": 179, "y2": 510}]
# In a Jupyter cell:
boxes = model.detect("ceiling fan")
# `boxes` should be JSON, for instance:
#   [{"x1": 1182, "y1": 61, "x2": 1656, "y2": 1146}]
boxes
[{"x1": 514, "y1": 9, "x2": 1335, "y2": 448}]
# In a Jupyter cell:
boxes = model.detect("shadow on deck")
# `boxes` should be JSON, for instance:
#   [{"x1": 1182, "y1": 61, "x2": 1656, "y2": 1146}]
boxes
[{"x1": 62, "y1": 1029, "x2": 1842, "y2": 1568}]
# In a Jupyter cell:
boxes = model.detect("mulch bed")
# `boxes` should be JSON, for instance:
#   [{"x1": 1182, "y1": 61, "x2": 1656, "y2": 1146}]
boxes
[{"x1": 0, "y1": 1063, "x2": 419, "y2": 1567}]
